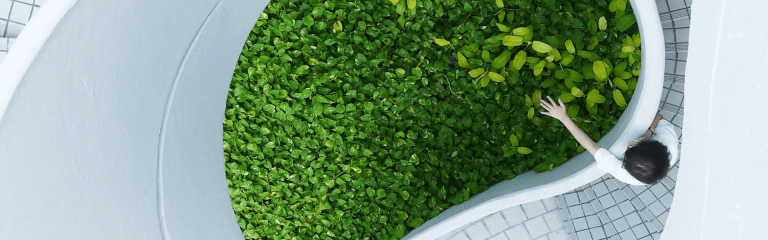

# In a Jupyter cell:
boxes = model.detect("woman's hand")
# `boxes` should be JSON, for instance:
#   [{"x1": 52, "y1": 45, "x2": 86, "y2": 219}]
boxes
[{"x1": 539, "y1": 96, "x2": 569, "y2": 121}]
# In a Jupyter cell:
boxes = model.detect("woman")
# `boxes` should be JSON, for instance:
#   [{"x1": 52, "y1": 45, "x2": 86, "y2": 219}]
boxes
[{"x1": 539, "y1": 96, "x2": 679, "y2": 185}]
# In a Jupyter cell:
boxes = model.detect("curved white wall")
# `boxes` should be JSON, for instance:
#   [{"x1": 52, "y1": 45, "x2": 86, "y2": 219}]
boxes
[
  {"x1": 404, "y1": 0, "x2": 665, "y2": 239},
  {"x1": 0, "y1": 0, "x2": 268, "y2": 239}
]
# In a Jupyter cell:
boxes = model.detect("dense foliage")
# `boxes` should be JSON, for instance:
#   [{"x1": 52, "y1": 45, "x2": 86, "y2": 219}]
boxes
[{"x1": 223, "y1": 0, "x2": 640, "y2": 239}]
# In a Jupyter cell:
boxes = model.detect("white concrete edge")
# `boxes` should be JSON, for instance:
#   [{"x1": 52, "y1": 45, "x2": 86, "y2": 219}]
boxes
[
  {"x1": 0, "y1": 0, "x2": 78, "y2": 123},
  {"x1": 406, "y1": 0, "x2": 664, "y2": 238}
]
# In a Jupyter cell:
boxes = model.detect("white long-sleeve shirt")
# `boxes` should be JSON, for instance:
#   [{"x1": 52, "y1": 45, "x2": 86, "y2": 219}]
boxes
[{"x1": 593, "y1": 119, "x2": 679, "y2": 185}]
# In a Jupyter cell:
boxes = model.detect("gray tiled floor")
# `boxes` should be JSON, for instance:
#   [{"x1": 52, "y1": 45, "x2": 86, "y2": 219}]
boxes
[
  {"x1": 1, "y1": 0, "x2": 44, "y2": 38},
  {"x1": 438, "y1": 0, "x2": 691, "y2": 239}
]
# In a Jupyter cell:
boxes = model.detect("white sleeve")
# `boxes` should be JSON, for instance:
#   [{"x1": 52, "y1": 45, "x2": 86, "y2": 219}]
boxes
[
  {"x1": 594, "y1": 148, "x2": 646, "y2": 185},
  {"x1": 651, "y1": 119, "x2": 680, "y2": 165}
]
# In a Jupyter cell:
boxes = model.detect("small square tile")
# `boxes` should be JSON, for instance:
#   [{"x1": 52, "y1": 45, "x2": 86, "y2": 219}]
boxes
[
  {"x1": 501, "y1": 205, "x2": 528, "y2": 227},
  {"x1": 657, "y1": 211, "x2": 670, "y2": 225},
  {"x1": 542, "y1": 197, "x2": 559, "y2": 211},
  {"x1": 604, "y1": 222, "x2": 617, "y2": 236},
  {"x1": 1, "y1": 1, "x2": 13, "y2": 17},
  {"x1": 591, "y1": 200, "x2": 604, "y2": 212},
  {"x1": 560, "y1": 208, "x2": 571, "y2": 220},
  {"x1": 589, "y1": 178, "x2": 602, "y2": 186},
  {"x1": 556, "y1": 195, "x2": 568, "y2": 208},
  {"x1": 638, "y1": 190, "x2": 657, "y2": 206},
  {"x1": 629, "y1": 184, "x2": 648, "y2": 195},
  {"x1": 620, "y1": 230, "x2": 638, "y2": 240},
  {"x1": 584, "y1": 188, "x2": 597, "y2": 200},
  {"x1": 604, "y1": 179, "x2": 619, "y2": 191},
  {"x1": 659, "y1": 192, "x2": 674, "y2": 208},
  {"x1": 547, "y1": 229, "x2": 568, "y2": 240},
  {"x1": 9, "y1": 1, "x2": 32, "y2": 24},
  {"x1": 564, "y1": 220, "x2": 574, "y2": 233},
  {"x1": 586, "y1": 215, "x2": 601, "y2": 228},
  {"x1": 618, "y1": 200, "x2": 635, "y2": 215},
  {"x1": 641, "y1": 209, "x2": 655, "y2": 222},
  {"x1": 576, "y1": 230, "x2": 592, "y2": 240},
  {"x1": 598, "y1": 211, "x2": 610, "y2": 224},
  {"x1": 543, "y1": 211, "x2": 563, "y2": 231},
  {"x1": 578, "y1": 192, "x2": 589, "y2": 203},
  {"x1": 655, "y1": 0, "x2": 669, "y2": 13},
  {"x1": 524, "y1": 216, "x2": 550, "y2": 239},
  {"x1": 613, "y1": 217, "x2": 630, "y2": 233},
  {"x1": 504, "y1": 224, "x2": 531, "y2": 240},
  {"x1": 582, "y1": 203, "x2": 596, "y2": 215},
  {"x1": 675, "y1": 28, "x2": 690, "y2": 42},
  {"x1": 568, "y1": 233, "x2": 578, "y2": 240},
  {"x1": 484, "y1": 213, "x2": 510, "y2": 235},
  {"x1": 652, "y1": 233, "x2": 661, "y2": 240},
  {"x1": 568, "y1": 205, "x2": 584, "y2": 218},
  {"x1": 523, "y1": 200, "x2": 548, "y2": 218},
  {"x1": 640, "y1": 236, "x2": 654, "y2": 240},
  {"x1": 631, "y1": 197, "x2": 646, "y2": 210},
  {"x1": 533, "y1": 236, "x2": 548, "y2": 240},
  {"x1": 590, "y1": 227, "x2": 607, "y2": 239},
  {"x1": 5, "y1": 22, "x2": 23, "y2": 37},
  {"x1": 565, "y1": 193, "x2": 580, "y2": 206},
  {"x1": 612, "y1": 190, "x2": 628, "y2": 203},
  {"x1": 572, "y1": 217, "x2": 588, "y2": 231},
  {"x1": 668, "y1": 0, "x2": 688, "y2": 11},
  {"x1": 465, "y1": 221, "x2": 491, "y2": 240},
  {"x1": 592, "y1": 182, "x2": 610, "y2": 197},
  {"x1": 648, "y1": 201, "x2": 667, "y2": 217},
  {"x1": 606, "y1": 206, "x2": 623, "y2": 221},
  {"x1": 623, "y1": 187, "x2": 637, "y2": 198},
  {"x1": 632, "y1": 224, "x2": 651, "y2": 238},
  {"x1": 649, "y1": 182, "x2": 669, "y2": 197},
  {"x1": 599, "y1": 194, "x2": 617, "y2": 208},
  {"x1": 626, "y1": 212, "x2": 643, "y2": 227},
  {"x1": 488, "y1": 233, "x2": 509, "y2": 240},
  {"x1": 449, "y1": 232, "x2": 471, "y2": 240},
  {"x1": 651, "y1": 220, "x2": 663, "y2": 233}
]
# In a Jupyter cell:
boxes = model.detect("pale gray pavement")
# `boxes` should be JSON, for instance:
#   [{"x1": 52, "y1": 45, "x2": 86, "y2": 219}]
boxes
[{"x1": 438, "y1": 0, "x2": 691, "y2": 239}]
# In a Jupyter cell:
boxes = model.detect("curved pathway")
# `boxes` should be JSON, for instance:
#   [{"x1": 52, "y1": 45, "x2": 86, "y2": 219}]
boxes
[{"x1": 438, "y1": 0, "x2": 690, "y2": 239}]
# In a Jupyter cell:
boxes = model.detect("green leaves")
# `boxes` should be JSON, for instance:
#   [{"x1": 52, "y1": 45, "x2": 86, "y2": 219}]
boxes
[
  {"x1": 333, "y1": 21, "x2": 343, "y2": 32},
  {"x1": 517, "y1": 147, "x2": 533, "y2": 154},
  {"x1": 497, "y1": 23, "x2": 511, "y2": 32},
  {"x1": 511, "y1": 51, "x2": 527, "y2": 70},
  {"x1": 469, "y1": 68, "x2": 486, "y2": 78},
  {"x1": 560, "y1": 92, "x2": 576, "y2": 103},
  {"x1": 488, "y1": 72, "x2": 505, "y2": 82},
  {"x1": 532, "y1": 41, "x2": 553, "y2": 53},
  {"x1": 502, "y1": 35, "x2": 524, "y2": 47},
  {"x1": 496, "y1": 0, "x2": 504, "y2": 8},
  {"x1": 565, "y1": 39, "x2": 575, "y2": 54},
  {"x1": 617, "y1": 14, "x2": 637, "y2": 32},
  {"x1": 586, "y1": 89, "x2": 607, "y2": 107},
  {"x1": 614, "y1": 90, "x2": 627, "y2": 107},
  {"x1": 435, "y1": 38, "x2": 451, "y2": 46},
  {"x1": 458, "y1": 52, "x2": 469, "y2": 68},
  {"x1": 571, "y1": 87, "x2": 584, "y2": 97},
  {"x1": 512, "y1": 27, "x2": 530, "y2": 36},
  {"x1": 598, "y1": 17, "x2": 607, "y2": 31},
  {"x1": 492, "y1": 51, "x2": 513, "y2": 69},
  {"x1": 593, "y1": 60, "x2": 608, "y2": 81}
]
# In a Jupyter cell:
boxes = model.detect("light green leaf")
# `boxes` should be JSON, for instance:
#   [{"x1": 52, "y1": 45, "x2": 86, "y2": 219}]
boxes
[
  {"x1": 482, "y1": 50, "x2": 491, "y2": 63},
  {"x1": 496, "y1": 0, "x2": 504, "y2": 8},
  {"x1": 532, "y1": 89, "x2": 542, "y2": 105},
  {"x1": 407, "y1": 0, "x2": 416, "y2": 9},
  {"x1": 525, "y1": 94, "x2": 532, "y2": 106},
  {"x1": 489, "y1": 72, "x2": 505, "y2": 82},
  {"x1": 561, "y1": 54, "x2": 575, "y2": 65},
  {"x1": 499, "y1": 10, "x2": 506, "y2": 22},
  {"x1": 333, "y1": 21, "x2": 343, "y2": 32},
  {"x1": 587, "y1": 89, "x2": 607, "y2": 104},
  {"x1": 517, "y1": 147, "x2": 533, "y2": 154},
  {"x1": 593, "y1": 60, "x2": 608, "y2": 81},
  {"x1": 598, "y1": 16, "x2": 607, "y2": 31},
  {"x1": 389, "y1": 0, "x2": 399, "y2": 4},
  {"x1": 469, "y1": 68, "x2": 486, "y2": 78},
  {"x1": 571, "y1": 87, "x2": 584, "y2": 97},
  {"x1": 527, "y1": 107, "x2": 534, "y2": 119},
  {"x1": 497, "y1": 23, "x2": 511, "y2": 32},
  {"x1": 614, "y1": 78, "x2": 629, "y2": 90},
  {"x1": 617, "y1": 14, "x2": 637, "y2": 32},
  {"x1": 533, "y1": 60, "x2": 546, "y2": 76},
  {"x1": 502, "y1": 35, "x2": 523, "y2": 47},
  {"x1": 512, "y1": 27, "x2": 530, "y2": 36},
  {"x1": 633, "y1": 34, "x2": 641, "y2": 47},
  {"x1": 492, "y1": 50, "x2": 513, "y2": 69},
  {"x1": 560, "y1": 92, "x2": 575, "y2": 103},
  {"x1": 614, "y1": 89, "x2": 627, "y2": 107},
  {"x1": 565, "y1": 39, "x2": 575, "y2": 53},
  {"x1": 434, "y1": 38, "x2": 450, "y2": 46},
  {"x1": 532, "y1": 41, "x2": 553, "y2": 53},
  {"x1": 458, "y1": 52, "x2": 469, "y2": 68},
  {"x1": 512, "y1": 51, "x2": 527, "y2": 70},
  {"x1": 510, "y1": 134, "x2": 519, "y2": 147},
  {"x1": 481, "y1": 74, "x2": 491, "y2": 87}
]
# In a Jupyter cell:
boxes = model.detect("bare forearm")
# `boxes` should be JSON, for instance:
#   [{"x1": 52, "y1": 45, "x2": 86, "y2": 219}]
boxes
[{"x1": 560, "y1": 117, "x2": 600, "y2": 156}]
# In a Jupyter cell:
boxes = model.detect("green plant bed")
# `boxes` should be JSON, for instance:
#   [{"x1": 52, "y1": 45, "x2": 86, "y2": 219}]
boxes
[{"x1": 223, "y1": 0, "x2": 640, "y2": 239}]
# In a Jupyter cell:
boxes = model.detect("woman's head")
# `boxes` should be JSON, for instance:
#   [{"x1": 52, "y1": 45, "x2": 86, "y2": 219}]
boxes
[{"x1": 623, "y1": 140, "x2": 670, "y2": 184}]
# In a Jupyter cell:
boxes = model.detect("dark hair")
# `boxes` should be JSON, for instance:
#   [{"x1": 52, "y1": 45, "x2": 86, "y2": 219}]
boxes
[{"x1": 623, "y1": 140, "x2": 670, "y2": 184}]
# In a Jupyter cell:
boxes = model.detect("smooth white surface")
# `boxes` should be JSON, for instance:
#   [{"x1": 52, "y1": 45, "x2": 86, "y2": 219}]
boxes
[
  {"x1": 0, "y1": 0, "x2": 268, "y2": 239},
  {"x1": 404, "y1": 0, "x2": 665, "y2": 238},
  {"x1": 662, "y1": 0, "x2": 768, "y2": 239}
]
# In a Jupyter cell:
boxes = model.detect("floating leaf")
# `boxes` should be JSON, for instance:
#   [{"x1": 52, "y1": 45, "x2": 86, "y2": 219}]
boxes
[
  {"x1": 614, "y1": 89, "x2": 627, "y2": 107},
  {"x1": 469, "y1": 68, "x2": 486, "y2": 78},
  {"x1": 489, "y1": 72, "x2": 505, "y2": 82},
  {"x1": 532, "y1": 41, "x2": 553, "y2": 53},
  {"x1": 593, "y1": 60, "x2": 608, "y2": 81},
  {"x1": 457, "y1": 52, "x2": 469, "y2": 68},
  {"x1": 512, "y1": 27, "x2": 530, "y2": 36},
  {"x1": 502, "y1": 35, "x2": 523, "y2": 47},
  {"x1": 571, "y1": 87, "x2": 584, "y2": 97},
  {"x1": 517, "y1": 147, "x2": 533, "y2": 154},
  {"x1": 434, "y1": 38, "x2": 450, "y2": 46},
  {"x1": 598, "y1": 16, "x2": 607, "y2": 30},
  {"x1": 565, "y1": 39, "x2": 575, "y2": 53},
  {"x1": 492, "y1": 50, "x2": 513, "y2": 69},
  {"x1": 617, "y1": 14, "x2": 637, "y2": 32},
  {"x1": 512, "y1": 51, "x2": 527, "y2": 70}
]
